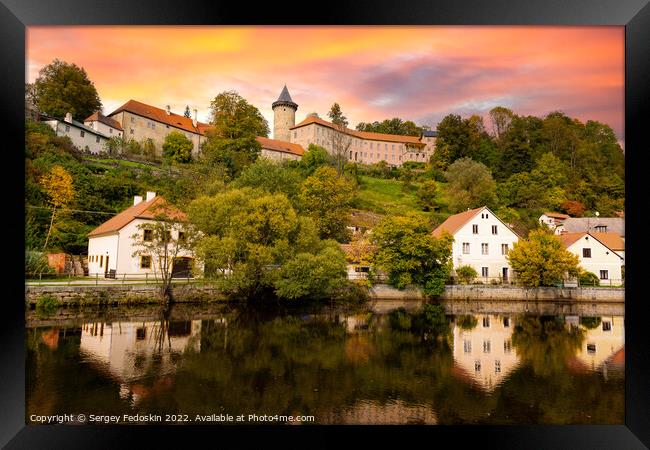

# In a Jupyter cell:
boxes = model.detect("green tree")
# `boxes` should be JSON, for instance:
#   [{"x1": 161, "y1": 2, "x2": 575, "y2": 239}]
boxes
[
  {"x1": 300, "y1": 144, "x2": 332, "y2": 176},
  {"x1": 507, "y1": 229, "x2": 580, "y2": 287},
  {"x1": 300, "y1": 166, "x2": 354, "y2": 241},
  {"x1": 356, "y1": 118, "x2": 423, "y2": 136},
  {"x1": 489, "y1": 106, "x2": 515, "y2": 141},
  {"x1": 162, "y1": 131, "x2": 193, "y2": 163},
  {"x1": 444, "y1": 158, "x2": 497, "y2": 212},
  {"x1": 327, "y1": 103, "x2": 348, "y2": 127},
  {"x1": 202, "y1": 91, "x2": 269, "y2": 178},
  {"x1": 416, "y1": 180, "x2": 439, "y2": 211},
  {"x1": 370, "y1": 213, "x2": 453, "y2": 297},
  {"x1": 455, "y1": 265, "x2": 478, "y2": 284},
  {"x1": 431, "y1": 114, "x2": 490, "y2": 170},
  {"x1": 33, "y1": 59, "x2": 102, "y2": 121},
  {"x1": 233, "y1": 158, "x2": 303, "y2": 206}
]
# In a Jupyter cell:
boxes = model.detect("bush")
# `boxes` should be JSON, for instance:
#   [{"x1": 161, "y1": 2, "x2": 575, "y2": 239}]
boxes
[
  {"x1": 36, "y1": 294, "x2": 60, "y2": 316},
  {"x1": 25, "y1": 250, "x2": 54, "y2": 278},
  {"x1": 579, "y1": 270, "x2": 600, "y2": 287},
  {"x1": 456, "y1": 265, "x2": 478, "y2": 284}
]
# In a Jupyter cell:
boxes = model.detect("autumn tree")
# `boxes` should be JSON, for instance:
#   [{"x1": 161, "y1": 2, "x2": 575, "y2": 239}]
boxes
[
  {"x1": 39, "y1": 165, "x2": 75, "y2": 249},
  {"x1": 328, "y1": 103, "x2": 348, "y2": 127},
  {"x1": 33, "y1": 59, "x2": 102, "y2": 121},
  {"x1": 506, "y1": 228, "x2": 580, "y2": 287},
  {"x1": 371, "y1": 213, "x2": 453, "y2": 297},
  {"x1": 488, "y1": 106, "x2": 514, "y2": 141},
  {"x1": 163, "y1": 131, "x2": 193, "y2": 163},
  {"x1": 201, "y1": 91, "x2": 269, "y2": 178}
]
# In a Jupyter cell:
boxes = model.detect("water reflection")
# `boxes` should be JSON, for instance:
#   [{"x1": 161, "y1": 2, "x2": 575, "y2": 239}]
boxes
[{"x1": 26, "y1": 306, "x2": 625, "y2": 425}]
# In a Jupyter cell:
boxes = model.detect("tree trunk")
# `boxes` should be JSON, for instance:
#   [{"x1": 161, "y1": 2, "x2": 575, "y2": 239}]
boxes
[{"x1": 43, "y1": 206, "x2": 56, "y2": 250}]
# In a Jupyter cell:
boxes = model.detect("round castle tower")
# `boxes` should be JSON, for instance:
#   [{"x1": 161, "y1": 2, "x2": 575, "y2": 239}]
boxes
[{"x1": 272, "y1": 85, "x2": 298, "y2": 142}]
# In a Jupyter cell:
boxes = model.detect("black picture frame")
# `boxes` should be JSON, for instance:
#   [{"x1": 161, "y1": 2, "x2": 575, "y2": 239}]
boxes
[{"x1": 2, "y1": 0, "x2": 649, "y2": 447}]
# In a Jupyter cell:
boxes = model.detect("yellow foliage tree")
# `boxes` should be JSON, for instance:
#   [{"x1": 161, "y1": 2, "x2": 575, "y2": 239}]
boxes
[{"x1": 39, "y1": 165, "x2": 74, "y2": 249}]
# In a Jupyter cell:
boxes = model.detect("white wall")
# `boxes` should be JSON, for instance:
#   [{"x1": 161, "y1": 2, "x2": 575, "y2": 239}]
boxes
[
  {"x1": 87, "y1": 234, "x2": 119, "y2": 276},
  {"x1": 260, "y1": 148, "x2": 300, "y2": 162},
  {"x1": 450, "y1": 209, "x2": 519, "y2": 281},
  {"x1": 567, "y1": 235, "x2": 623, "y2": 285},
  {"x1": 45, "y1": 120, "x2": 109, "y2": 154},
  {"x1": 84, "y1": 120, "x2": 123, "y2": 140}
]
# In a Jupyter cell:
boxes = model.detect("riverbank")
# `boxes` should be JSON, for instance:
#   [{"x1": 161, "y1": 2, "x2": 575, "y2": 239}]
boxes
[{"x1": 25, "y1": 282, "x2": 624, "y2": 307}]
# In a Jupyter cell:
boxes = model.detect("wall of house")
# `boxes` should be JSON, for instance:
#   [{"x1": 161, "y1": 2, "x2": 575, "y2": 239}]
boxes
[
  {"x1": 260, "y1": 148, "x2": 301, "y2": 162},
  {"x1": 110, "y1": 111, "x2": 205, "y2": 157},
  {"x1": 84, "y1": 120, "x2": 123, "y2": 139},
  {"x1": 88, "y1": 234, "x2": 119, "y2": 276},
  {"x1": 289, "y1": 123, "x2": 432, "y2": 166},
  {"x1": 450, "y1": 211, "x2": 519, "y2": 281},
  {"x1": 568, "y1": 235, "x2": 623, "y2": 284},
  {"x1": 45, "y1": 120, "x2": 108, "y2": 154}
]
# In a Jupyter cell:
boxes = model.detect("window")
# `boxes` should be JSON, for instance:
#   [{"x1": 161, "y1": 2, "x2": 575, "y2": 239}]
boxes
[
  {"x1": 472, "y1": 224, "x2": 478, "y2": 234},
  {"x1": 495, "y1": 360, "x2": 501, "y2": 373},
  {"x1": 503, "y1": 317, "x2": 510, "y2": 328},
  {"x1": 600, "y1": 270, "x2": 609, "y2": 280},
  {"x1": 163, "y1": 230, "x2": 172, "y2": 242},
  {"x1": 583, "y1": 248, "x2": 592, "y2": 258},
  {"x1": 96, "y1": 136, "x2": 100, "y2": 143},
  {"x1": 504, "y1": 340, "x2": 512, "y2": 353},
  {"x1": 492, "y1": 225, "x2": 498, "y2": 235},
  {"x1": 370, "y1": 143, "x2": 373, "y2": 149},
  {"x1": 80, "y1": 130, "x2": 85, "y2": 137},
  {"x1": 65, "y1": 125, "x2": 70, "y2": 132},
  {"x1": 482, "y1": 267, "x2": 489, "y2": 277},
  {"x1": 140, "y1": 255, "x2": 152, "y2": 269},
  {"x1": 501, "y1": 244, "x2": 509, "y2": 255},
  {"x1": 462, "y1": 243, "x2": 470, "y2": 254},
  {"x1": 482, "y1": 316, "x2": 490, "y2": 328},
  {"x1": 178, "y1": 231, "x2": 186, "y2": 244},
  {"x1": 131, "y1": 117, "x2": 135, "y2": 123},
  {"x1": 151, "y1": 123, "x2": 155, "y2": 129},
  {"x1": 99, "y1": 255, "x2": 103, "y2": 268},
  {"x1": 587, "y1": 343, "x2": 596, "y2": 354},
  {"x1": 384, "y1": 154, "x2": 388, "y2": 160},
  {"x1": 294, "y1": 132, "x2": 297, "y2": 139},
  {"x1": 143, "y1": 229, "x2": 153, "y2": 242},
  {"x1": 474, "y1": 361, "x2": 481, "y2": 372},
  {"x1": 463, "y1": 340, "x2": 472, "y2": 353},
  {"x1": 109, "y1": 128, "x2": 113, "y2": 134},
  {"x1": 136, "y1": 327, "x2": 146, "y2": 340},
  {"x1": 595, "y1": 225, "x2": 607, "y2": 233},
  {"x1": 481, "y1": 243, "x2": 489, "y2": 255},
  {"x1": 130, "y1": 129, "x2": 134, "y2": 135},
  {"x1": 483, "y1": 340, "x2": 491, "y2": 353},
  {"x1": 602, "y1": 320, "x2": 612, "y2": 331},
  {"x1": 384, "y1": 143, "x2": 388, "y2": 150}
]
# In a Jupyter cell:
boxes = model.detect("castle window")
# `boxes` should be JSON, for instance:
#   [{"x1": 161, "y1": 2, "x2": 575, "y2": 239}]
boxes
[
  {"x1": 80, "y1": 130, "x2": 85, "y2": 137},
  {"x1": 96, "y1": 136, "x2": 100, "y2": 143},
  {"x1": 109, "y1": 128, "x2": 113, "y2": 134},
  {"x1": 65, "y1": 125, "x2": 70, "y2": 132}
]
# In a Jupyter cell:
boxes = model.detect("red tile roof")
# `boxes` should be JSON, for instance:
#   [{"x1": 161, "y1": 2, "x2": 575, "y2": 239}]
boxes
[
  {"x1": 559, "y1": 232, "x2": 624, "y2": 256},
  {"x1": 88, "y1": 196, "x2": 186, "y2": 237},
  {"x1": 290, "y1": 115, "x2": 426, "y2": 147},
  {"x1": 543, "y1": 212, "x2": 570, "y2": 220},
  {"x1": 257, "y1": 136, "x2": 305, "y2": 156},
  {"x1": 84, "y1": 112, "x2": 124, "y2": 131},
  {"x1": 432, "y1": 207, "x2": 484, "y2": 238},
  {"x1": 108, "y1": 100, "x2": 212, "y2": 136}
]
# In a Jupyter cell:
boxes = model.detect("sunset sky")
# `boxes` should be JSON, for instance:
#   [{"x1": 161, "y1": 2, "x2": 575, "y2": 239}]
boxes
[{"x1": 26, "y1": 26, "x2": 624, "y2": 145}]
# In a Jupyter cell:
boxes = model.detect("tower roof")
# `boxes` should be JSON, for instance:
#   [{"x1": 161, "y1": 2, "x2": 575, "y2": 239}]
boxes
[{"x1": 272, "y1": 85, "x2": 298, "y2": 110}]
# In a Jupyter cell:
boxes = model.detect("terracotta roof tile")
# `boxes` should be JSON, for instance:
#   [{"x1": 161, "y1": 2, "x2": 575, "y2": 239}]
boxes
[
  {"x1": 257, "y1": 136, "x2": 305, "y2": 156},
  {"x1": 290, "y1": 115, "x2": 425, "y2": 147},
  {"x1": 558, "y1": 232, "x2": 587, "y2": 248},
  {"x1": 108, "y1": 100, "x2": 212, "y2": 136},
  {"x1": 543, "y1": 212, "x2": 570, "y2": 219},
  {"x1": 88, "y1": 196, "x2": 186, "y2": 237},
  {"x1": 559, "y1": 231, "x2": 624, "y2": 255},
  {"x1": 432, "y1": 207, "x2": 485, "y2": 238}
]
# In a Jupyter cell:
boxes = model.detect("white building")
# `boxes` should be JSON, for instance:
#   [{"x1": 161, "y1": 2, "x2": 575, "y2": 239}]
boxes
[
  {"x1": 539, "y1": 212, "x2": 570, "y2": 230},
  {"x1": 558, "y1": 232, "x2": 623, "y2": 285},
  {"x1": 83, "y1": 111, "x2": 124, "y2": 139},
  {"x1": 44, "y1": 112, "x2": 111, "y2": 154},
  {"x1": 432, "y1": 206, "x2": 520, "y2": 283},
  {"x1": 256, "y1": 136, "x2": 305, "y2": 161},
  {"x1": 87, "y1": 192, "x2": 194, "y2": 278}
]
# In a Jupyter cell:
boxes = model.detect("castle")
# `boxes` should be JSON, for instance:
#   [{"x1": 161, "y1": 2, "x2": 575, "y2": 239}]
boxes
[{"x1": 269, "y1": 85, "x2": 437, "y2": 166}]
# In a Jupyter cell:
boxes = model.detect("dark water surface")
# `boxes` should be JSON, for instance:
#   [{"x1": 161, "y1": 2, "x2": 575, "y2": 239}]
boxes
[{"x1": 26, "y1": 302, "x2": 624, "y2": 425}]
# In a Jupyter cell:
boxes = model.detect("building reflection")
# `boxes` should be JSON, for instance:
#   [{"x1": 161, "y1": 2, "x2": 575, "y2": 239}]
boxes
[
  {"x1": 570, "y1": 315, "x2": 624, "y2": 377},
  {"x1": 79, "y1": 320, "x2": 201, "y2": 404},
  {"x1": 452, "y1": 314, "x2": 520, "y2": 392}
]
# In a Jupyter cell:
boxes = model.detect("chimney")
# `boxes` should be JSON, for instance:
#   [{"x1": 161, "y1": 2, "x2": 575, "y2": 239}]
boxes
[
  {"x1": 64, "y1": 112, "x2": 72, "y2": 123},
  {"x1": 133, "y1": 195, "x2": 143, "y2": 206},
  {"x1": 192, "y1": 109, "x2": 198, "y2": 127},
  {"x1": 146, "y1": 191, "x2": 156, "y2": 202},
  {"x1": 166, "y1": 105, "x2": 171, "y2": 115}
]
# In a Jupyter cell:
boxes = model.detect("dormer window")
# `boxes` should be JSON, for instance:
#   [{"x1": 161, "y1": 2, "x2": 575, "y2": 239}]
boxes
[{"x1": 595, "y1": 225, "x2": 607, "y2": 233}]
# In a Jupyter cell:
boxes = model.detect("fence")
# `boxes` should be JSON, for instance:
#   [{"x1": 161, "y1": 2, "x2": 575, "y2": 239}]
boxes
[
  {"x1": 451, "y1": 275, "x2": 623, "y2": 288},
  {"x1": 25, "y1": 271, "x2": 210, "y2": 286}
]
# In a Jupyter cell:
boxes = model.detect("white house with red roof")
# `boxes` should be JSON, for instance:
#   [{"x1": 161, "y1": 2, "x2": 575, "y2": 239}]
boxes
[
  {"x1": 432, "y1": 206, "x2": 520, "y2": 283},
  {"x1": 539, "y1": 212, "x2": 570, "y2": 230},
  {"x1": 44, "y1": 112, "x2": 112, "y2": 154},
  {"x1": 558, "y1": 232, "x2": 623, "y2": 285},
  {"x1": 87, "y1": 192, "x2": 194, "y2": 278},
  {"x1": 84, "y1": 112, "x2": 124, "y2": 139}
]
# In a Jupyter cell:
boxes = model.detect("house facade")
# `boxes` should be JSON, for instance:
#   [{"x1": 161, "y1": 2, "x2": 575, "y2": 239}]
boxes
[
  {"x1": 44, "y1": 112, "x2": 111, "y2": 154},
  {"x1": 270, "y1": 86, "x2": 436, "y2": 167},
  {"x1": 107, "y1": 100, "x2": 211, "y2": 157},
  {"x1": 84, "y1": 112, "x2": 124, "y2": 139},
  {"x1": 256, "y1": 136, "x2": 305, "y2": 161},
  {"x1": 432, "y1": 206, "x2": 520, "y2": 283},
  {"x1": 87, "y1": 192, "x2": 194, "y2": 278},
  {"x1": 558, "y1": 232, "x2": 623, "y2": 285}
]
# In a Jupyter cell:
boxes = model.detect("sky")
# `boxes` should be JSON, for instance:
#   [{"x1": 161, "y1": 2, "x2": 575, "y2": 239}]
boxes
[{"x1": 26, "y1": 26, "x2": 624, "y2": 146}]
